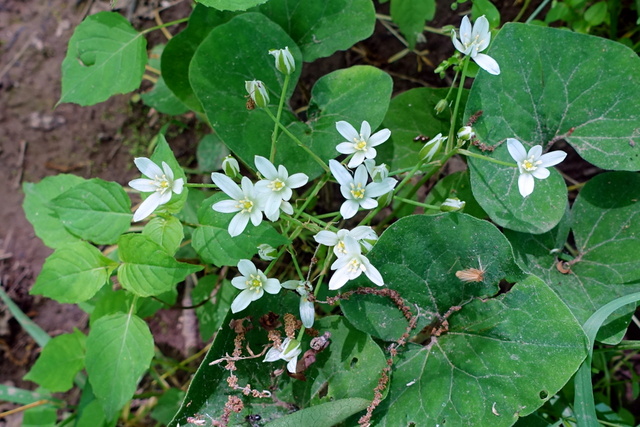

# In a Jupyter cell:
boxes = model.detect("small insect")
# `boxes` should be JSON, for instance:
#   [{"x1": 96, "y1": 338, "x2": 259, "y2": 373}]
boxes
[
  {"x1": 413, "y1": 135, "x2": 429, "y2": 142},
  {"x1": 245, "y1": 414, "x2": 262, "y2": 427},
  {"x1": 455, "y1": 258, "x2": 486, "y2": 283},
  {"x1": 246, "y1": 97, "x2": 256, "y2": 110}
]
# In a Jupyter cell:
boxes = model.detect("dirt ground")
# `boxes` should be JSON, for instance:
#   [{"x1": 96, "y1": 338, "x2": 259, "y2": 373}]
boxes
[{"x1": 3, "y1": 0, "x2": 629, "y2": 425}]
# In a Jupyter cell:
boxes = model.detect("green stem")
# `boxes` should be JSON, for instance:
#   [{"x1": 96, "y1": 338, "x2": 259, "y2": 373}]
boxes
[
  {"x1": 447, "y1": 56, "x2": 470, "y2": 153},
  {"x1": 185, "y1": 183, "x2": 218, "y2": 188},
  {"x1": 141, "y1": 17, "x2": 189, "y2": 35},
  {"x1": 293, "y1": 174, "x2": 331, "y2": 220},
  {"x1": 263, "y1": 108, "x2": 330, "y2": 173},
  {"x1": 282, "y1": 213, "x2": 325, "y2": 233},
  {"x1": 393, "y1": 196, "x2": 440, "y2": 210},
  {"x1": 457, "y1": 149, "x2": 518, "y2": 167},
  {"x1": 270, "y1": 74, "x2": 291, "y2": 162}
]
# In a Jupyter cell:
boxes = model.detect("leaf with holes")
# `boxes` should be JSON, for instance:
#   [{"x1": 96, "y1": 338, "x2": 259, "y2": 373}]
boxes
[
  {"x1": 505, "y1": 172, "x2": 640, "y2": 344},
  {"x1": 337, "y1": 214, "x2": 586, "y2": 425},
  {"x1": 59, "y1": 12, "x2": 146, "y2": 105},
  {"x1": 466, "y1": 23, "x2": 640, "y2": 233}
]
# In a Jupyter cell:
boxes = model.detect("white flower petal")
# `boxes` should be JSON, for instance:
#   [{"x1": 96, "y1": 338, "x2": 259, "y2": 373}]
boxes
[
  {"x1": 360, "y1": 121, "x2": 372, "y2": 140},
  {"x1": 129, "y1": 178, "x2": 158, "y2": 193},
  {"x1": 213, "y1": 199, "x2": 240, "y2": 213},
  {"x1": 362, "y1": 258, "x2": 384, "y2": 286},
  {"x1": 282, "y1": 280, "x2": 301, "y2": 290},
  {"x1": 263, "y1": 278, "x2": 281, "y2": 294},
  {"x1": 172, "y1": 178, "x2": 184, "y2": 194},
  {"x1": 340, "y1": 200, "x2": 359, "y2": 219},
  {"x1": 286, "y1": 357, "x2": 298, "y2": 373},
  {"x1": 538, "y1": 150, "x2": 567, "y2": 168},
  {"x1": 336, "y1": 142, "x2": 356, "y2": 155},
  {"x1": 518, "y1": 173, "x2": 535, "y2": 197},
  {"x1": 329, "y1": 160, "x2": 353, "y2": 187},
  {"x1": 212, "y1": 173, "x2": 244, "y2": 200},
  {"x1": 280, "y1": 200, "x2": 293, "y2": 215},
  {"x1": 328, "y1": 267, "x2": 350, "y2": 290},
  {"x1": 314, "y1": 230, "x2": 339, "y2": 246},
  {"x1": 231, "y1": 289, "x2": 253, "y2": 313},
  {"x1": 232, "y1": 276, "x2": 247, "y2": 290},
  {"x1": 360, "y1": 198, "x2": 378, "y2": 210},
  {"x1": 132, "y1": 191, "x2": 163, "y2": 222},
  {"x1": 300, "y1": 298, "x2": 315, "y2": 328},
  {"x1": 237, "y1": 259, "x2": 256, "y2": 276},
  {"x1": 473, "y1": 53, "x2": 500, "y2": 75},
  {"x1": 507, "y1": 139, "x2": 527, "y2": 162},
  {"x1": 228, "y1": 213, "x2": 250, "y2": 237},
  {"x1": 264, "y1": 346, "x2": 283, "y2": 362},
  {"x1": 254, "y1": 155, "x2": 278, "y2": 179},
  {"x1": 287, "y1": 173, "x2": 308, "y2": 189},
  {"x1": 134, "y1": 157, "x2": 163, "y2": 178},
  {"x1": 369, "y1": 128, "x2": 390, "y2": 146},
  {"x1": 528, "y1": 145, "x2": 543, "y2": 159},
  {"x1": 161, "y1": 162, "x2": 175, "y2": 181},
  {"x1": 336, "y1": 121, "x2": 359, "y2": 141},
  {"x1": 353, "y1": 164, "x2": 368, "y2": 184},
  {"x1": 459, "y1": 16, "x2": 472, "y2": 43},
  {"x1": 531, "y1": 167, "x2": 550, "y2": 180},
  {"x1": 348, "y1": 151, "x2": 366, "y2": 168}
]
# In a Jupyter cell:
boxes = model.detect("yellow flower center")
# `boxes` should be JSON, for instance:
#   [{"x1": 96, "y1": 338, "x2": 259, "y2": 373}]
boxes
[
  {"x1": 522, "y1": 156, "x2": 542, "y2": 172},
  {"x1": 336, "y1": 241, "x2": 347, "y2": 254},
  {"x1": 268, "y1": 179, "x2": 285, "y2": 192},
  {"x1": 236, "y1": 199, "x2": 254, "y2": 213},
  {"x1": 347, "y1": 258, "x2": 365, "y2": 273},
  {"x1": 155, "y1": 175, "x2": 171, "y2": 194},
  {"x1": 246, "y1": 274, "x2": 263, "y2": 292},
  {"x1": 350, "y1": 183, "x2": 365, "y2": 199},
  {"x1": 353, "y1": 137, "x2": 368, "y2": 151}
]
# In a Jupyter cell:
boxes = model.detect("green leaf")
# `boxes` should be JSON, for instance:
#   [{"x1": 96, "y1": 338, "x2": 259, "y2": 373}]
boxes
[
  {"x1": 151, "y1": 388, "x2": 186, "y2": 425},
  {"x1": 162, "y1": 4, "x2": 237, "y2": 112},
  {"x1": 192, "y1": 275, "x2": 235, "y2": 341},
  {"x1": 276, "y1": 65, "x2": 393, "y2": 178},
  {"x1": 189, "y1": 13, "x2": 302, "y2": 171},
  {"x1": 23, "y1": 329, "x2": 86, "y2": 392},
  {"x1": 191, "y1": 194, "x2": 288, "y2": 267},
  {"x1": 148, "y1": 134, "x2": 189, "y2": 215},
  {"x1": 423, "y1": 170, "x2": 487, "y2": 218},
  {"x1": 23, "y1": 174, "x2": 85, "y2": 249},
  {"x1": 390, "y1": 0, "x2": 435, "y2": 49},
  {"x1": 372, "y1": 275, "x2": 587, "y2": 426},
  {"x1": 50, "y1": 178, "x2": 132, "y2": 244},
  {"x1": 31, "y1": 242, "x2": 118, "y2": 303},
  {"x1": 59, "y1": 12, "x2": 147, "y2": 106},
  {"x1": 0, "y1": 385, "x2": 52, "y2": 405},
  {"x1": 0, "y1": 287, "x2": 50, "y2": 347},
  {"x1": 467, "y1": 23, "x2": 640, "y2": 231},
  {"x1": 140, "y1": 45, "x2": 189, "y2": 116},
  {"x1": 198, "y1": 0, "x2": 269, "y2": 10},
  {"x1": 267, "y1": 398, "x2": 371, "y2": 427},
  {"x1": 258, "y1": 0, "x2": 376, "y2": 62},
  {"x1": 382, "y1": 87, "x2": 468, "y2": 171},
  {"x1": 86, "y1": 312, "x2": 154, "y2": 419},
  {"x1": 142, "y1": 216, "x2": 184, "y2": 255},
  {"x1": 23, "y1": 394, "x2": 57, "y2": 427},
  {"x1": 505, "y1": 172, "x2": 640, "y2": 344},
  {"x1": 118, "y1": 234, "x2": 203, "y2": 297},
  {"x1": 341, "y1": 213, "x2": 525, "y2": 341},
  {"x1": 196, "y1": 133, "x2": 230, "y2": 172},
  {"x1": 472, "y1": 0, "x2": 501, "y2": 27},
  {"x1": 584, "y1": 1, "x2": 607, "y2": 26}
]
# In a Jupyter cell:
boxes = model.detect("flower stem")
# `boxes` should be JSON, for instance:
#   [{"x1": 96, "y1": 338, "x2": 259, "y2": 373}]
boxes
[
  {"x1": 457, "y1": 149, "x2": 518, "y2": 167},
  {"x1": 185, "y1": 183, "x2": 218, "y2": 188},
  {"x1": 141, "y1": 17, "x2": 189, "y2": 35},
  {"x1": 263, "y1": 108, "x2": 330, "y2": 173},
  {"x1": 270, "y1": 74, "x2": 291, "y2": 162},
  {"x1": 393, "y1": 196, "x2": 440, "y2": 210},
  {"x1": 446, "y1": 56, "x2": 470, "y2": 153}
]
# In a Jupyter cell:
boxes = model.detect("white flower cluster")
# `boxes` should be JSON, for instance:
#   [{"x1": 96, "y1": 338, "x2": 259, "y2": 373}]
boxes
[{"x1": 211, "y1": 155, "x2": 309, "y2": 237}]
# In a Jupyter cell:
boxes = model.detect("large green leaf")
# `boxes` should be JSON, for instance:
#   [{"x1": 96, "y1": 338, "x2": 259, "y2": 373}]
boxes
[
  {"x1": 189, "y1": 13, "x2": 301, "y2": 168},
  {"x1": 31, "y1": 242, "x2": 118, "y2": 303},
  {"x1": 118, "y1": 234, "x2": 203, "y2": 297},
  {"x1": 382, "y1": 87, "x2": 468, "y2": 171},
  {"x1": 267, "y1": 398, "x2": 372, "y2": 427},
  {"x1": 276, "y1": 66, "x2": 393, "y2": 179},
  {"x1": 505, "y1": 172, "x2": 640, "y2": 344},
  {"x1": 23, "y1": 329, "x2": 86, "y2": 392},
  {"x1": 390, "y1": 0, "x2": 435, "y2": 49},
  {"x1": 198, "y1": 0, "x2": 269, "y2": 10},
  {"x1": 191, "y1": 194, "x2": 289, "y2": 267},
  {"x1": 23, "y1": 174, "x2": 85, "y2": 249},
  {"x1": 50, "y1": 178, "x2": 132, "y2": 244},
  {"x1": 192, "y1": 275, "x2": 235, "y2": 341},
  {"x1": 372, "y1": 275, "x2": 587, "y2": 426},
  {"x1": 467, "y1": 23, "x2": 640, "y2": 232},
  {"x1": 162, "y1": 5, "x2": 237, "y2": 112},
  {"x1": 142, "y1": 216, "x2": 184, "y2": 255},
  {"x1": 140, "y1": 45, "x2": 189, "y2": 116},
  {"x1": 86, "y1": 312, "x2": 154, "y2": 419},
  {"x1": 338, "y1": 214, "x2": 586, "y2": 425},
  {"x1": 257, "y1": 0, "x2": 376, "y2": 62},
  {"x1": 59, "y1": 12, "x2": 146, "y2": 106}
]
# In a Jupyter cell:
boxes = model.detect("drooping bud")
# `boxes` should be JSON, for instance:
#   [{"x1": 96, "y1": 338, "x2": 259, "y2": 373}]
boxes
[
  {"x1": 222, "y1": 155, "x2": 240, "y2": 178},
  {"x1": 364, "y1": 159, "x2": 389, "y2": 183},
  {"x1": 257, "y1": 243, "x2": 278, "y2": 261},
  {"x1": 419, "y1": 133, "x2": 447, "y2": 161},
  {"x1": 434, "y1": 99, "x2": 449, "y2": 114},
  {"x1": 245, "y1": 79, "x2": 269, "y2": 108},
  {"x1": 269, "y1": 47, "x2": 295, "y2": 75},
  {"x1": 440, "y1": 197, "x2": 466, "y2": 212},
  {"x1": 457, "y1": 126, "x2": 475, "y2": 141}
]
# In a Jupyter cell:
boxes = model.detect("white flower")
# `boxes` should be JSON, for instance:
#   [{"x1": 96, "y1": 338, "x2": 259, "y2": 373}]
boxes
[
  {"x1": 336, "y1": 121, "x2": 391, "y2": 168},
  {"x1": 314, "y1": 226, "x2": 378, "y2": 257},
  {"x1": 230, "y1": 259, "x2": 281, "y2": 313},
  {"x1": 507, "y1": 138, "x2": 567, "y2": 197},
  {"x1": 282, "y1": 280, "x2": 315, "y2": 328},
  {"x1": 211, "y1": 173, "x2": 265, "y2": 237},
  {"x1": 440, "y1": 197, "x2": 466, "y2": 212},
  {"x1": 269, "y1": 46, "x2": 295, "y2": 75},
  {"x1": 129, "y1": 157, "x2": 184, "y2": 222},
  {"x1": 364, "y1": 159, "x2": 389, "y2": 183},
  {"x1": 245, "y1": 79, "x2": 269, "y2": 108},
  {"x1": 264, "y1": 337, "x2": 302, "y2": 373},
  {"x1": 254, "y1": 156, "x2": 308, "y2": 221},
  {"x1": 451, "y1": 15, "x2": 500, "y2": 75},
  {"x1": 418, "y1": 133, "x2": 447, "y2": 161},
  {"x1": 329, "y1": 236, "x2": 384, "y2": 290},
  {"x1": 257, "y1": 243, "x2": 278, "y2": 261},
  {"x1": 221, "y1": 155, "x2": 240, "y2": 178},
  {"x1": 457, "y1": 126, "x2": 475, "y2": 141},
  {"x1": 329, "y1": 160, "x2": 397, "y2": 219}
]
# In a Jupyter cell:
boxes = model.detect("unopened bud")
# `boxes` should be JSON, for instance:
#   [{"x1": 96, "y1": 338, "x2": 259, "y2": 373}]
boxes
[
  {"x1": 222, "y1": 155, "x2": 240, "y2": 178},
  {"x1": 269, "y1": 47, "x2": 295, "y2": 75},
  {"x1": 364, "y1": 159, "x2": 389, "y2": 183},
  {"x1": 245, "y1": 80, "x2": 269, "y2": 108},
  {"x1": 258, "y1": 243, "x2": 278, "y2": 261},
  {"x1": 419, "y1": 133, "x2": 447, "y2": 161},
  {"x1": 377, "y1": 190, "x2": 394, "y2": 208},
  {"x1": 440, "y1": 197, "x2": 466, "y2": 212},
  {"x1": 434, "y1": 99, "x2": 448, "y2": 114},
  {"x1": 457, "y1": 126, "x2": 475, "y2": 141}
]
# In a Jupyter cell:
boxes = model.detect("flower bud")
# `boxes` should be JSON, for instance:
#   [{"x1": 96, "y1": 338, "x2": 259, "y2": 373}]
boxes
[
  {"x1": 245, "y1": 79, "x2": 269, "y2": 108},
  {"x1": 222, "y1": 155, "x2": 240, "y2": 178},
  {"x1": 434, "y1": 99, "x2": 449, "y2": 114},
  {"x1": 440, "y1": 197, "x2": 466, "y2": 212},
  {"x1": 364, "y1": 159, "x2": 389, "y2": 183},
  {"x1": 269, "y1": 47, "x2": 295, "y2": 75},
  {"x1": 258, "y1": 243, "x2": 278, "y2": 261},
  {"x1": 419, "y1": 133, "x2": 447, "y2": 161},
  {"x1": 377, "y1": 190, "x2": 394, "y2": 208},
  {"x1": 457, "y1": 126, "x2": 475, "y2": 141}
]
